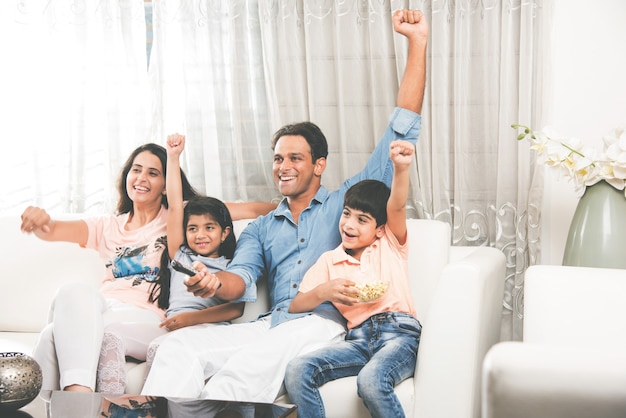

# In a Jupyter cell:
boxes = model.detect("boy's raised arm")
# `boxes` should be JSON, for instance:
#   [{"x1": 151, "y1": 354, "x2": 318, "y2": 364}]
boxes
[{"x1": 386, "y1": 140, "x2": 415, "y2": 245}]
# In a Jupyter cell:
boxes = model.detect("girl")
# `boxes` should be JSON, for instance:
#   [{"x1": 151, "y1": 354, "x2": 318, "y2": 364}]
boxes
[{"x1": 96, "y1": 134, "x2": 262, "y2": 394}]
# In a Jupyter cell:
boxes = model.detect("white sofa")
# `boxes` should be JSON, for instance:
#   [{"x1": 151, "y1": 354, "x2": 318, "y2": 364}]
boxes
[
  {"x1": 0, "y1": 215, "x2": 505, "y2": 418},
  {"x1": 482, "y1": 265, "x2": 626, "y2": 418}
]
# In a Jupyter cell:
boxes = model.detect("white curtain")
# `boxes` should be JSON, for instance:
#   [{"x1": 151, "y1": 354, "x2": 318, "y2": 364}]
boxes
[
  {"x1": 2, "y1": 0, "x2": 551, "y2": 340},
  {"x1": 146, "y1": 0, "x2": 276, "y2": 202},
  {"x1": 1, "y1": 0, "x2": 152, "y2": 215}
]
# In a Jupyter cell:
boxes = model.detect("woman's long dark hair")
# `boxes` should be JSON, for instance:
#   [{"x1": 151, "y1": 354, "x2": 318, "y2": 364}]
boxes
[
  {"x1": 116, "y1": 143, "x2": 199, "y2": 215},
  {"x1": 149, "y1": 196, "x2": 237, "y2": 310}
]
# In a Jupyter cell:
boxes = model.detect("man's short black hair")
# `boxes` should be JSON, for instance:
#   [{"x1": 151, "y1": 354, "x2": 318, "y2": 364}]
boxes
[{"x1": 271, "y1": 122, "x2": 328, "y2": 163}]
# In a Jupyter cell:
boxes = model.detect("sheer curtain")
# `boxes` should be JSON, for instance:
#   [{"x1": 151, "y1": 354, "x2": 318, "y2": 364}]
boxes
[
  {"x1": 2, "y1": 0, "x2": 551, "y2": 340},
  {"x1": 1, "y1": 0, "x2": 151, "y2": 215},
  {"x1": 409, "y1": 0, "x2": 550, "y2": 340},
  {"x1": 260, "y1": 0, "x2": 548, "y2": 340},
  {"x1": 147, "y1": 0, "x2": 276, "y2": 202}
]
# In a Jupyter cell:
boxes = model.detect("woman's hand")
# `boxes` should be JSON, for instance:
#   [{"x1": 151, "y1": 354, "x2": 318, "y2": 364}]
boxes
[{"x1": 20, "y1": 206, "x2": 54, "y2": 234}]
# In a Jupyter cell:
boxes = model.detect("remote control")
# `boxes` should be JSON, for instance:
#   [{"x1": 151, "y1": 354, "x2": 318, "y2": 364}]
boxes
[{"x1": 171, "y1": 260, "x2": 198, "y2": 277}]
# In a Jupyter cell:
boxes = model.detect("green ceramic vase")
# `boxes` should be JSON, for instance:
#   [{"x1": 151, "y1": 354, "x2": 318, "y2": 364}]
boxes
[{"x1": 562, "y1": 180, "x2": 626, "y2": 269}]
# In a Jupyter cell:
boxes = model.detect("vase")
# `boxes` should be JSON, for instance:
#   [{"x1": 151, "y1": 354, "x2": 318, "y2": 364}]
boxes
[
  {"x1": 562, "y1": 180, "x2": 626, "y2": 269},
  {"x1": 0, "y1": 352, "x2": 42, "y2": 411}
]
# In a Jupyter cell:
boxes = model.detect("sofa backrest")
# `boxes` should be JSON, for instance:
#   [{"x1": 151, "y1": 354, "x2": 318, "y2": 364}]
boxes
[
  {"x1": 407, "y1": 219, "x2": 451, "y2": 324},
  {"x1": 0, "y1": 216, "x2": 104, "y2": 333},
  {"x1": 524, "y1": 265, "x2": 626, "y2": 348},
  {"x1": 0, "y1": 216, "x2": 451, "y2": 333},
  {"x1": 231, "y1": 219, "x2": 270, "y2": 323}
]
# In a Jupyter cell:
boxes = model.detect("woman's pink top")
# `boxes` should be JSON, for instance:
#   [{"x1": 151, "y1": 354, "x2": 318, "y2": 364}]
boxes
[{"x1": 83, "y1": 206, "x2": 167, "y2": 319}]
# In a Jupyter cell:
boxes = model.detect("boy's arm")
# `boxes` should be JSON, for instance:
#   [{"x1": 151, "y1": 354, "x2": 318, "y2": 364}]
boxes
[
  {"x1": 386, "y1": 140, "x2": 415, "y2": 245},
  {"x1": 166, "y1": 134, "x2": 186, "y2": 259},
  {"x1": 393, "y1": 9, "x2": 429, "y2": 114},
  {"x1": 289, "y1": 279, "x2": 359, "y2": 313}
]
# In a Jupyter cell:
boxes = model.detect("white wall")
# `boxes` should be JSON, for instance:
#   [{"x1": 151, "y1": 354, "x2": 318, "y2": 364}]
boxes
[{"x1": 541, "y1": 0, "x2": 626, "y2": 264}]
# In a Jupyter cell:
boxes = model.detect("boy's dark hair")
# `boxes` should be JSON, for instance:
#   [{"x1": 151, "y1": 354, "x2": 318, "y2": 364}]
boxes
[
  {"x1": 271, "y1": 122, "x2": 328, "y2": 163},
  {"x1": 150, "y1": 196, "x2": 236, "y2": 310},
  {"x1": 344, "y1": 180, "x2": 390, "y2": 227}
]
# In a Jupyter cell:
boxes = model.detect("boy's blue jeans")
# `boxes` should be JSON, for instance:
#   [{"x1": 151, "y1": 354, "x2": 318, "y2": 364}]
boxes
[{"x1": 284, "y1": 312, "x2": 421, "y2": 418}]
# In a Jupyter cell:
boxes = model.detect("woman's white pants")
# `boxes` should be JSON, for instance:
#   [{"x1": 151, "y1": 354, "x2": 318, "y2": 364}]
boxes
[{"x1": 32, "y1": 282, "x2": 161, "y2": 391}]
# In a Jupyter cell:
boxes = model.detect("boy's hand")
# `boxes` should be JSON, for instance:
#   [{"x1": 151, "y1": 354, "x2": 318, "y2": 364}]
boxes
[
  {"x1": 392, "y1": 9, "x2": 429, "y2": 40},
  {"x1": 166, "y1": 133, "x2": 185, "y2": 158},
  {"x1": 318, "y1": 279, "x2": 360, "y2": 306},
  {"x1": 390, "y1": 140, "x2": 415, "y2": 168}
]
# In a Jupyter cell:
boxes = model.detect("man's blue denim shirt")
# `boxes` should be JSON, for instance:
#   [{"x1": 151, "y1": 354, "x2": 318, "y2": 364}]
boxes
[{"x1": 226, "y1": 107, "x2": 421, "y2": 327}]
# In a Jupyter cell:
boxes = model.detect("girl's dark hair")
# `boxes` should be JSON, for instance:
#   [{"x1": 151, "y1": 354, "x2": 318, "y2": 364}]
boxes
[
  {"x1": 183, "y1": 196, "x2": 236, "y2": 258},
  {"x1": 149, "y1": 196, "x2": 236, "y2": 310},
  {"x1": 116, "y1": 143, "x2": 200, "y2": 215},
  {"x1": 344, "y1": 180, "x2": 390, "y2": 227},
  {"x1": 271, "y1": 122, "x2": 328, "y2": 163}
]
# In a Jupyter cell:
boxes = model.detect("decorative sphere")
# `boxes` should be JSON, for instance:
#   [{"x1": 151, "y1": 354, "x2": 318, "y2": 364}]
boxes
[{"x1": 0, "y1": 352, "x2": 43, "y2": 411}]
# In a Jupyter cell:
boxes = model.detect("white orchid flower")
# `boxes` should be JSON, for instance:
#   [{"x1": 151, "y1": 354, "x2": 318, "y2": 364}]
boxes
[{"x1": 513, "y1": 123, "x2": 626, "y2": 197}]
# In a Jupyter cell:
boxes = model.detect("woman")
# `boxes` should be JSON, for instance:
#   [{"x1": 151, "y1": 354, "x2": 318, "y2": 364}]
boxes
[{"x1": 20, "y1": 142, "x2": 273, "y2": 393}]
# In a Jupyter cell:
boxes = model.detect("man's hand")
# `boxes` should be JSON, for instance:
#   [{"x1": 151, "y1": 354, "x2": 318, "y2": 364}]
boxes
[
  {"x1": 392, "y1": 9, "x2": 429, "y2": 40},
  {"x1": 184, "y1": 261, "x2": 222, "y2": 298}
]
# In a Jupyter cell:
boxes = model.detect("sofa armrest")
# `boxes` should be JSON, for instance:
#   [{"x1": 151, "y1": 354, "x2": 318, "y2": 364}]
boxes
[
  {"x1": 482, "y1": 341, "x2": 626, "y2": 418},
  {"x1": 413, "y1": 246, "x2": 505, "y2": 418}
]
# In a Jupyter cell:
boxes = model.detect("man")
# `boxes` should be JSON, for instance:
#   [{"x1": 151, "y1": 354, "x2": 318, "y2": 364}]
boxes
[{"x1": 141, "y1": 8, "x2": 428, "y2": 414}]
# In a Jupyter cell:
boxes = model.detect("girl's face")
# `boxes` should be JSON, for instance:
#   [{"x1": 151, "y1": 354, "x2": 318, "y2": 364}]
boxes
[
  {"x1": 339, "y1": 206, "x2": 384, "y2": 260},
  {"x1": 125, "y1": 151, "x2": 166, "y2": 207},
  {"x1": 186, "y1": 214, "x2": 230, "y2": 257}
]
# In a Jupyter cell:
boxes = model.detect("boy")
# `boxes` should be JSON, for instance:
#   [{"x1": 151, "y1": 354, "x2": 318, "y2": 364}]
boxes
[{"x1": 285, "y1": 140, "x2": 421, "y2": 418}]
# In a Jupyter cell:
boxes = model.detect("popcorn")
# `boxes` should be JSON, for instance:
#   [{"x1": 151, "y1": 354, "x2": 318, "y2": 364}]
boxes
[{"x1": 354, "y1": 281, "x2": 389, "y2": 302}]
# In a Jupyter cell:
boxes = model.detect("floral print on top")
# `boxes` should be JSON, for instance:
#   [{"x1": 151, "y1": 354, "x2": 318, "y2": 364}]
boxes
[{"x1": 109, "y1": 237, "x2": 167, "y2": 285}]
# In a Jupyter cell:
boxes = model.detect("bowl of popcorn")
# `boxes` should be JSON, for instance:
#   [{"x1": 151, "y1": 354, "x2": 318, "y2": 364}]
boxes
[
  {"x1": 351, "y1": 271, "x2": 389, "y2": 302},
  {"x1": 354, "y1": 280, "x2": 389, "y2": 302}
]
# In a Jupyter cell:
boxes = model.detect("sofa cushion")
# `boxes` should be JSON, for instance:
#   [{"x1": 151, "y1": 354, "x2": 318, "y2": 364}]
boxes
[{"x1": 0, "y1": 216, "x2": 104, "y2": 333}]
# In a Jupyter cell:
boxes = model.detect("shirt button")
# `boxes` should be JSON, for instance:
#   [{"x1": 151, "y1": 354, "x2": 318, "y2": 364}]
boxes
[
  {"x1": 297, "y1": 260, "x2": 301, "y2": 264},
  {"x1": 292, "y1": 284, "x2": 297, "y2": 288},
  {"x1": 300, "y1": 238, "x2": 305, "y2": 243},
  {"x1": 276, "y1": 307, "x2": 281, "y2": 311}
]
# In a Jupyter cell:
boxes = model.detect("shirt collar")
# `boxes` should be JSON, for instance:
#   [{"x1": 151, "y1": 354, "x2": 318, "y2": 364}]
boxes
[
  {"x1": 273, "y1": 186, "x2": 330, "y2": 219},
  {"x1": 329, "y1": 237, "x2": 381, "y2": 266}
]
